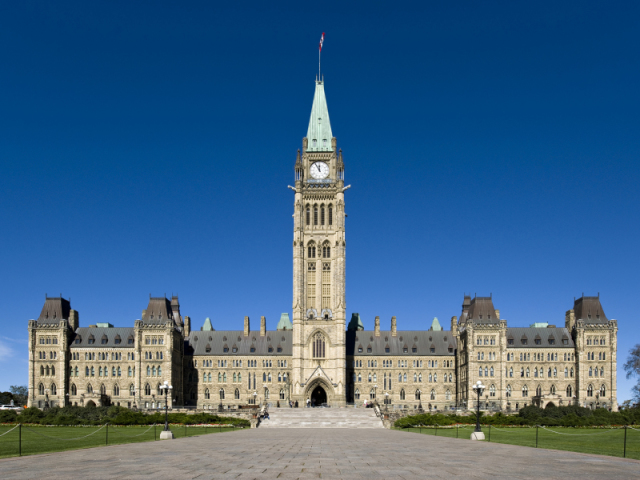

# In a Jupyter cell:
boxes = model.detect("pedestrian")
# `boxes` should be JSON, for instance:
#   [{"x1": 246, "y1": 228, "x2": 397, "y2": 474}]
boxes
[{"x1": 307, "y1": 398, "x2": 310, "y2": 408}]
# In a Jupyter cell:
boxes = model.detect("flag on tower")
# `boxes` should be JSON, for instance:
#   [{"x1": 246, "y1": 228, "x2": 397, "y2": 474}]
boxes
[{"x1": 319, "y1": 32, "x2": 325, "y2": 52}]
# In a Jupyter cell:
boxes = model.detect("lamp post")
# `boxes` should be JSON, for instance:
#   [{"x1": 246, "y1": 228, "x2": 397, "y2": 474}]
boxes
[
  {"x1": 252, "y1": 391, "x2": 257, "y2": 406},
  {"x1": 384, "y1": 392, "x2": 389, "y2": 412},
  {"x1": 471, "y1": 380, "x2": 485, "y2": 440},
  {"x1": 159, "y1": 381, "x2": 174, "y2": 440},
  {"x1": 374, "y1": 384, "x2": 378, "y2": 406}
]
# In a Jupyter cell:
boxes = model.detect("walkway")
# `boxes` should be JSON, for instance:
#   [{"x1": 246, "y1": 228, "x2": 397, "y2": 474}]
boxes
[{"x1": 1, "y1": 428, "x2": 638, "y2": 479}]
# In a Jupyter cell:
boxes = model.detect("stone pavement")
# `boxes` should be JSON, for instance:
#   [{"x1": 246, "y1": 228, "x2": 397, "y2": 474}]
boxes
[{"x1": 1, "y1": 428, "x2": 638, "y2": 480}]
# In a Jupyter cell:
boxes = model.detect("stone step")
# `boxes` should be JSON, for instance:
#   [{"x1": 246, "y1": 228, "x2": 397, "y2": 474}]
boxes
[{"x1": 258, "y1": 407, "x2": 385, "y2": 428}]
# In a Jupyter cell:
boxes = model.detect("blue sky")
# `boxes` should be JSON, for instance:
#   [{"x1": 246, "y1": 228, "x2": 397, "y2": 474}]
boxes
[{"x1": 1, "y1": 1, "x2": 639, "y2": 402}]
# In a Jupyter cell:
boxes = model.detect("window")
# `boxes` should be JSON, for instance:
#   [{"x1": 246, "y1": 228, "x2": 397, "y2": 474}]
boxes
[
  {"x1": 415, "y1": 390, "x2": 421, "y2": 400},
  {"x1": 355, "y1": 389, "x2": 360, "y2": 400},
  {"x1": 235, "y1": 389, "x2": 240, "y2": 399},
  {"x1": 314, "y1": 205, "x2": 318, "y2": 225},
  {"x1": 489, "y1": 384, "x2": 496, "y2": 397},
  {"x1": 114, "y1": 384, "x2": 120, "y2": 396},
  {"x1": 306, "y1": 206, "x2": 310, "y2": 225},
  {"x1": 506, "y1": 385, "x2": 512, "y2": 397},
  {"x1": 320, "y1": 205, "x2": 325, "y2": 225},
  {"x1": 100, "y1": 384, "x2": 106, "y2": 395},
  {"x1": 38, "y1": 383, "x2": 45, "y2": 395},
  {"x1": 430, "y1": 389, "x2": 436, "y2": 400},
  {"x1": 328, "y1": 205, "x2": 333, "y2": 225},
  {"x1": 130, "y1": 384, "x2": 135, "y2": 396},
  {"x1": 205, "y1": 388, "x2": 210, "y2": 399},
  {"x1": 219, "y1": 389, "x2": 225, "y2": 400},
  {"x1": 145, "y1": 384, "x2": 151, "y2": 395},
  {"x1": 587, "y1": 385, "x2": 593, "y2": 397},
  {"x1": 522, "y1": 385, "x2": 528, "y2": 397},
  {"x1": 312, "y1": 332, "x2": 325, "y2": 358}
]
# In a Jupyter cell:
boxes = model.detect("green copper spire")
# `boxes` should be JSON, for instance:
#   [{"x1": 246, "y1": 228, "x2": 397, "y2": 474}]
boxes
[
  {"x1": 306, "y1": 80, "x2": 333, "y2": 152},
  {"x1": 348, "y1": 313, "x2": 364, "y2": 331},
  {"x1": 276, "y1": 313, "x2": 293, "y2": 331},
  {"x1": 201, "y1": 317, "x2": 214, "y2": 331},
  {"x1": 429, "y1": 317, "x2": 442, "y2": 331}
]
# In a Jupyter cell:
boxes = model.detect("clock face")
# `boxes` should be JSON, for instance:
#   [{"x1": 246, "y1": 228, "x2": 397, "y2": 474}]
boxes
[{"x1": 310, "y1": 162, "x2": 329, "y2": 179}]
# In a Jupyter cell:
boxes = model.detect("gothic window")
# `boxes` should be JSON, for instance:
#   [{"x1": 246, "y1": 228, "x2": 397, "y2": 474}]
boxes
[
  {"x1": 205, "y1": 388, "x2": 210, "y2": 399},
  {"x1": 489, "y1": 384, "x2": 496, "y2": 397},
  {"x1": 306, "y1": 205, "x2": 310, "y2": 225},
  {"x1": 490, "y1": 367, "x2": 494, "y2": 377},
  {"x1": 86, "y1": 367, "x2": 90, "y2": 377},
  {"x1": 38, "y1": 383, "x2": 45, "y2": 395},
  {"x1": 130, "y1": 384, "x2": 135, "y2": 396},
  {"x1": 548, "y1": 368, "x2": 552, "y2": 378},
  {"x1": 526, "y1": 368, "x2": 530, "y2": 378},
  {"x1": 238, "y1": 373, "x2": 242, "y2": 382},
  {"x1": 534, "y1": 368, "x2": 538, "y2": 378},
  {"x1": 322, "y1": 242, "x2": 331, "y2": 258},
  {"x1": 308, "y1": 242, "x2": 316, "y2": 258},
  {"x1": 522, "y1": 385, "x2": 528, "y2": 397},
  {"x1": 600, "y1": 384, "x2": 606, "y2": 396},
  {"x1": 100, "y1": 384, "x2": 106, "y2": 395},
  {"x1": 400, "y1": 389, "x2": 405, "y2": 400},
  {"x1": 328, "y1": 204, "x2": 333, "y2": 225},
  {"x1": 479, "y1": 367, "x2": 483, "y2": 377},
  {"x1": 321, "y1": 204, "x2": 325, "y2": 225},
  {"x1": 589, "y1": 367, "x2": 593, "y2": 377},
  {"x1": 536, "y1": 385, "x2": 542, "y2": 396},
  {"x1": 587, "y1": 384, "x2": 593, "y2": 397},
  {"x1": 418, "y1": 373, "x2": 422, "y2": 382},
  {"x1": 509, "y1": 367, "x2": 513, "y2": 378},
  {"x1": 415, "y1": 390, "x2": 421, "y2": 400},
  {"x1": 355, "y1": 389, "x2": 360, "y2": 400},
  {"x1": 113, "y1": 384, "x2": 120, "y2": 396},
  {"x1": 314, "y1": 205, "x2": 318, "y2": 225},
  {"x1": 369, "y1": 389, "x2": 376, "y2": 400},
  {"x1": 506, "y1": 385, "x2": 512, "y2": 397},
  {"x1": 358, "y1": 373, "x2": 361, "y2": 382},
  {"x1": 40, "y1": 365, "x2": 44, "y2": 375},
  {"x1": 430, "y1": 389, "x2": 436, "y2": 400},
  {"x1": 235, "y1": 389, "x2": 240, "y2": 399},
  {"x1": 219, "y1": 389, "x2": 225, "y2": 400},
  {"x1": 570, "y1": 367, "x2": 574, "y2": 378},
  {"x1": 268, "y1": 373, "x2": 272, "y2": 382},
  {"x1": 312, "y1": 332, "x2": 326, "y2": 358},
  {"x1": 265, "y1": 388, "x2": 270, "y2": 399},
  {"x1": 223, "y1": 372, "x2": 226, "y2": 382}
]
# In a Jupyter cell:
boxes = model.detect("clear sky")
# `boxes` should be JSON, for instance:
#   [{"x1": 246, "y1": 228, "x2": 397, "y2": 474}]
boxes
[{"x1": 1, "y1": 1, "x2": 639, "y2": 402}]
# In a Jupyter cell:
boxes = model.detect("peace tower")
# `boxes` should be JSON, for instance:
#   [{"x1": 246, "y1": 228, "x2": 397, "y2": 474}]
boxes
[{"x1": 290, "y1": 79, "x2": 347, "y2": 406}]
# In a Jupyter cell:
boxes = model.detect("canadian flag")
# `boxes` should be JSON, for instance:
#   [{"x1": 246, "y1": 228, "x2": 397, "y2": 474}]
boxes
[{"x1": 319, "y1": 32, "x2": 325, "y2": 52}]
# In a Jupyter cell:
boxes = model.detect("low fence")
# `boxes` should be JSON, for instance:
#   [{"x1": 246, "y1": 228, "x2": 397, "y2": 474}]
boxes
[
  {"x1": 0, "y1": 423, "x2": 244, "y2": 458},
  {"x1": 401, "y1": 424, "x2": 640, "y2": 459}
]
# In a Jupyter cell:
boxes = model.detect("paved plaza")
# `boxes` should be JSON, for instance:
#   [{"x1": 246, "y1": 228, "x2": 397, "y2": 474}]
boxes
[{"x1": 1, "y1": 428, "x2": 639, "y2": 479}]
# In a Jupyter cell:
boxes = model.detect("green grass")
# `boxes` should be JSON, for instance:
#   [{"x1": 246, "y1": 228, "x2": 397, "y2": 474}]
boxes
[
  {"x1": 0, "y1": 424, "x2": 242, "y2": 458},
  {"x1": 401, "y1": 425, "x2": 640, "y2": 460}
]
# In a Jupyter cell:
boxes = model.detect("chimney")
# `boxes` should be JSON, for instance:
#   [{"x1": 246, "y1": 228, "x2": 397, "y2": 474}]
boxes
[
  {"x1": 374, "y1": 316, "x2": 380, "y2": 337},
  {"x1": 69, "y1": 309, "x2": 79, "y2": 331},
  {"x1": 565, "y1": 309, "x2": 575, "y2": 330},
  {"x1": 184, "y1": 316, "x2": 191, "y2": 337},
  {"x1": 391, "y1": 316, "x2": 397, "y2": 337},
  {"x1": 260, "y1": 316, "x2": 266, "y2": 336},
  {"x1": 244, "y1": 316, "x2": 250, "y2": 336},
  {"x1": 495, "y1": 309, "x2": 500, "y2": 320},
  {"x1": 451, "y1": 316, "x2": 458, "y2": 335}
]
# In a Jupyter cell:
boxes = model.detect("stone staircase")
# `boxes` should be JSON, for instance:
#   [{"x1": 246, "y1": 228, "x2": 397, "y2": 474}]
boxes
[{"x1": 258, "y1": 407, "x2": 384, "y2": 428}]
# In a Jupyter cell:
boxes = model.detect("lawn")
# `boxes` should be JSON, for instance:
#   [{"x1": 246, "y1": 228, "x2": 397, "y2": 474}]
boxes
[
  {"x1": 0, "y1": 424, "x2": 242, "y2": 458},
  {"x1": 401, "y1": 425, "x2": 640, "y2": 460}
]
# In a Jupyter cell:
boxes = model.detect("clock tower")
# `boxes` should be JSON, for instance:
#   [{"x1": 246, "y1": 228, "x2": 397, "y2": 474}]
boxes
[{"x1": 290, "y1": 79, "x2": 347, "y2": 406}]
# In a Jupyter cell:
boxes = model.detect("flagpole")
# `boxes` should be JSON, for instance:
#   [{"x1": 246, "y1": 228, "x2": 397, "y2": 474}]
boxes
[{"x1": 319, "y1": 48, "x2": 321, "y2": 81}]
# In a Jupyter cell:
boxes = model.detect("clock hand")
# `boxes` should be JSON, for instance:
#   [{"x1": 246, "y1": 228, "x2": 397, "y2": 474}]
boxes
[{"x1": 317, "y1": 164, "x2": 321, "y2": 172}]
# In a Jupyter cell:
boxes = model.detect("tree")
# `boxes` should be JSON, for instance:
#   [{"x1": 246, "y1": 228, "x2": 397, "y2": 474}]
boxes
[
  {"x1": 10, "y1": 385, "x2": 28, "y2": 406},
  {"x1": 623, "y1": 344, "x2": 640, "y2": 403}
]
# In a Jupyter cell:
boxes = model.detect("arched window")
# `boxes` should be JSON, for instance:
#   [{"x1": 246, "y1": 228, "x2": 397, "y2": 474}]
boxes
[
  {"x1": 550, "y1": 385, "x2": 556, "y2": 395},
  {"x1": 263, "y1": 372, "x2": 267, "y2": 382},
  {"x1": 509, "y1": 367, "x2": 513, "y2": 378},
  {"x1": 506, "y1": 385, "x2": 512, "y2": 397},
  {"x1": 400, "y1": 389, "x2": 405, "y2": 400},
  {"x1": 308, "y1": 242, "x2": 316, "y2": 258},
  {"x1": 71, "y1": 383, "x2": 77, "y2": 395},
  {"x1": 46, "y1": 365, "x2": 50, "y2": 376},
  {"x1": 38, "y1": 383, "x2": 45, "y2": 395},
  {"x1": 218, "y1": 373, "x2": 222, "y2": 382},
  {"x1": 306, "y1": 205, "x2": 310, "y2": 226},
  {"x1": 587, "y1": 384, "x2": 593, "y2": 397},
  {"x1": 320, "y1": 204, "x2": 325, "y2": 225},
  {"x1": 415, "y1": 390, "x2": 421, "y2": 400},
  {"x1": 145, "y1": 384, "x2": 151, "y2": 395},
  {"x1": 369, "y1": 388, "x2": 376, "y2": 400},
  {"x1": 205, "y1": 388, "x2": 210, "y2": 399},
  {"x1": 355, "y1": 389, "x2": 360, "y2": 400},
  {"x1": 265, "y1": 388, "x2": 270, "y2": 399},
  {"x1": 490, "y1": 367, "x2": 494, "y2": 377},
  {"x1": 536, "y1": 385, "x2": 542, "y2": 396},
  {"x1": 130, "y1": 384, "x2": 135, "y2": 396},
  {"x1": 328, "y1": 204, "x2": 333, "y2": 225},
  {"x1": 522, "y1": 385, "x2": 528, "y2": 397},
  {"x1": 238, "y1": 373, "x2": 242, "y2": 383},
  {"x1": 219, "y1": 389, "x2": 225, "y2": 400},
  {"x1": 87, "y1": 384, "x2": 93, "y2": 394},
  {"x1": 113, "y1": 384, "x2": 120, "y2": 396},
  {"x1": 373, "y1": 373, "x2": 377, "y2": 383},
  {"x1": 233, "y1": 373, "x2": 237, "y2": 383},
  {"x1": 430, "y1": 389, "x2": 436, "y2": 400},
  {"x1": 312, "y1": 332, "x2": 325, "y2": 358},
  {"x1": 158, "y1": 366, "x2": 162, "y2": 376},
  {"x1": 235, "y1": 389, "x2": 240, "y2": 399},
  {"x1": 526, "y1": 368, "x2": 530, "y2": 377},
  {"x1": 600, "y1": 367, "x2": 604, "y2": 377},
  {"x1": 100, "y1": 384, "x2": 106, "y2": 395},
  {"x1": 322, "y1": 242, "x2": 330, "y2": 258},
  {"x1": 40, "y1": 365, "x2": 44, "y2": 375},
  {"x1": 313, "y1": 205, "x2": 318, "y2": 225},
  {"x1": 445, "y1": 390, "x2": 451, "y2": 400},
  {"x1": 489, "y1": 384, "x2": 496, "y2": 397},
  {"x1": 600, "y1": 385, "x2": 606, "y2": 396},
  {"x1": 419, "y1": 373, "x2": 422, "y2": 382},
  {"x1": 479, "y1": 367, "x2": 483, "y2": 377},
  {"x1": 534, "y1": 367, "x2": 538, "y2": 378},
  {"x1": 223, "y1": 372, "x2": 226, "y2": 382},
  {"x1": 279, "y1": 389, "x2": 285, "y2": 400},
  {"x1": 268, "y1": 373, "x2": 272, "y2": 382},
  {"x1": 566, "y1": 385, "x2": 572, "y2": 397},
  {"x1": 413, "y1": 373, "x2": 417, "y2": 382}
]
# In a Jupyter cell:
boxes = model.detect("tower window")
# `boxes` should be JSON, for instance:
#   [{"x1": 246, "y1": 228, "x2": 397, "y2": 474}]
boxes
[
  {"x1": 314, "y1": 205, "x2": 318, "y2": 225},
  {"x1": 328, "y1": 205, "x2": 333, "y2": 225},
  {"x1": 321, "y1": 205, "x2": 325, "y2": 225},
  {"x1": 322, "y1": 244, "x2": 331, "y2": 258},
  {"x1": 306, "y1": 206, "x2": 310, "y2": 226},
  {"x1": 308, "y1": 243, "x2": 316, "y2": 258},
  {"x1": 312, "y1": 332, "x2": 325, "y2": 358}
]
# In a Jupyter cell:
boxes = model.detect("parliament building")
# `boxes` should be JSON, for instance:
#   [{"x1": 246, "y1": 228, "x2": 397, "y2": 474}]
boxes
[{"x1": 27, "y1": 79, "x2": 619, "y2": 412}]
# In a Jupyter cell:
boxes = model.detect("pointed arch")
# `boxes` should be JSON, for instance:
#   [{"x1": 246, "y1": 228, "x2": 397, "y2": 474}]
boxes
[{"x1": 71, "y1": 383, "x2": 77, "y2": 395}]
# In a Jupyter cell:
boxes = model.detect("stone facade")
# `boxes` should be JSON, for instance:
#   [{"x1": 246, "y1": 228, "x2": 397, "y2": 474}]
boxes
[{"x1": 27, "y1": 79, "x2": 618, "y2": 413}]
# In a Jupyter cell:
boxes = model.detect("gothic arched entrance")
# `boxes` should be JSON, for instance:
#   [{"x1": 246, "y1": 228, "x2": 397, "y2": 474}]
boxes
[{"x1": 311, "y1": 385, "x2": 327, "y2": 406}]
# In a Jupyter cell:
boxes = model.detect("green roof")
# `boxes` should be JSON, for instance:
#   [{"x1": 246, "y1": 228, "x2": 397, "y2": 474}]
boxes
[
  {"x1": 201, "y1": 317, "x2": 214, "y2": 331},
  {"x1": 348, "y1": 313, "x2": 364, "y2": 331},
  {"x1": 277, "y1": 313, "x2": 292, "y2": 331},
  {"x1": 306, "y1": 80, "x2": 333, "y2": 152},
  {"x1": 530, "y1": 322, "x2": 549, "y2": 328},
  {"x1": 429, "y1": 317, "x2": 442, "y2": 331}
]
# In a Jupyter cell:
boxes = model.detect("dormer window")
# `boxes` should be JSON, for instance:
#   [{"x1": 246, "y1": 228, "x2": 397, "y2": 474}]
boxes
[
  {"x1": 312, "y1": 139, "x2": 317, "y2": 146},
  {"x1": 323, "y1": 139, "x2": 327, "y2": 146},
  {"x1": 508, "y1": 338, "x2": 514, "y2": 345},
  {"x1": 534, "y1": 339, "x2": 541, "y2": 345},
  {"x1": 562, "y1": 339, "x2": 569, "y2": 345},
  {"x1": 430, "y1": 347, "x2": 435, "y2": 353},
  {"x1": 250, "y1": 346, "x2": 256, "y2": 353},
  {"x1": 74, "y1": 336, "x2": 82, "y2": 344}
]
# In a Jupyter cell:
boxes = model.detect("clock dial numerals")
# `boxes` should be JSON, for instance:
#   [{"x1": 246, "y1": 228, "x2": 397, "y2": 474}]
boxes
[{"x1": 310, "y1": 162, "x2": 329, "y2": 179}]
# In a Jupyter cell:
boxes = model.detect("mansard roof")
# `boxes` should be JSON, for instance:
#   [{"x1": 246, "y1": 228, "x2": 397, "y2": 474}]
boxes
[
  {"x1": 142, "y1": 296, "x2": 182, "y2": 327},
  {"x1": 37, "y1": 296, "x2": 71, "y2": 324},
  {"x1": 573, "y1": 295, "x2": 609, "y2": 324},
  {"x1": 70, "y1": 327, "x2": 135, "y2": 348},
  {"x1": 185, "y1": 330, "x2": 292, "y2": 356},
  {"x1": 506, "y1": 327, "x2": 575, "y2": 348},
  {"x1": 464, "y1": 296, "x2": 498, "y2": 325},
  {"x1": 346, "y1": 330, "x2": 456, "y2": 356}
]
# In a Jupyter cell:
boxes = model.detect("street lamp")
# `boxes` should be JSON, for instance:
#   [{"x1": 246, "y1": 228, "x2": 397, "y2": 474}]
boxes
[
  {"x1": 253, "y1": 391, "x2": 258, "y2": 406},
  {"x1": 159, "y1": 381, "x2": 174, "y2": 440},
  {"x1": 384, "y1": 392, "x2": 389, "y2": 411},
  {"x1": 374, "y1": 384, "x2": 378, "y2": 405},
  {"x1": 471, "y1": 380, "x2": 485, "y2": 440}
]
